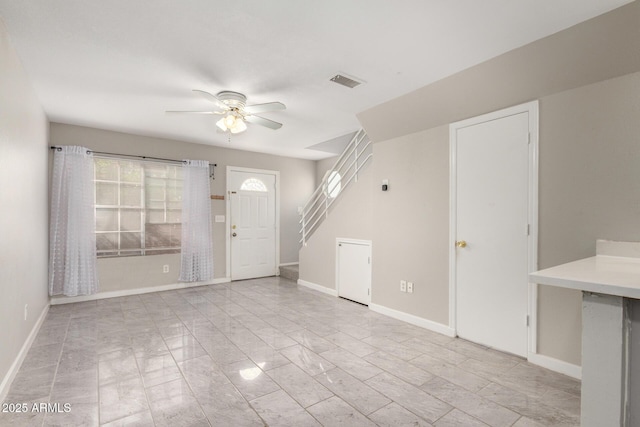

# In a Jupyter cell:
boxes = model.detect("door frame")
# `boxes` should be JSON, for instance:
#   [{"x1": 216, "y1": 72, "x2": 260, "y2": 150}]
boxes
[
  {"x1": 226, "y1": 166, "x2": 280, "y2": 281},
  {"x1": 335, "y1": 238, "x2": 372, "y2": 305},
  {"x1": 448, "y1": 100, "x2": 539, "y2": 356}
]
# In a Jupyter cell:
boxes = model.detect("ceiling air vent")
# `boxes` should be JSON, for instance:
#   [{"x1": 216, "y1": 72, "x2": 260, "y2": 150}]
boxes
[{"x1": 330, "y1": 74, "x2": 363, "y2": 88}]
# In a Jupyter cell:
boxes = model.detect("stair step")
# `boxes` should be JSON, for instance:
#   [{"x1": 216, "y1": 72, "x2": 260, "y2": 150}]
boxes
[{"x1": 280, "y1": 264, "x2": 299, "y2": 281}]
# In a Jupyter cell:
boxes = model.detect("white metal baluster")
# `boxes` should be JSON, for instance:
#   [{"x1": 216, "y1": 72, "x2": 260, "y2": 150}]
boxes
[
  {"x1": 354, "y1": 135, "x2": 359, "y2": 183},
  {"x1": 301, "y1": 209, "x2": 306, "y2": 246},
  {"x1": 324, "y1": 189, "x2": 328, "y2": 220}
]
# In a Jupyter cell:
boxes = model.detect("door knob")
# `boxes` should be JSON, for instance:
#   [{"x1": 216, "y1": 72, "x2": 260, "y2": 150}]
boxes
[
  {"x1": 232, "y1": 232, "x2": 237, "y2": 237},
  {"x1": 456, "y1": 240, "x2": 467, "y2": 248}
]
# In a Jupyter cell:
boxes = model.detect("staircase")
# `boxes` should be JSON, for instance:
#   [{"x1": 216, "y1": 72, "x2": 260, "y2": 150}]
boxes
[
  {"x1": 299, "y1": 129, "x2": 372, "y2": 245},
  {"x1": 279, "y1": 264, "x2": 299, "y2": 281}
]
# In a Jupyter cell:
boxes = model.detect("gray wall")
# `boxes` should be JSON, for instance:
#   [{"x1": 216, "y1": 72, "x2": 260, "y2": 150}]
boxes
[
  {"x1": 315, "y1": 156, "x2": 337, "y2": 187},
  {"x1": 50, "y1": 123, "x2": 315, "y2": 293},
  {"x1": 0, "y1": 20, "x2": 50, "y2": 398},
  {"x1": 371, "y1": 126, "x2": 450, "y2": 324}
]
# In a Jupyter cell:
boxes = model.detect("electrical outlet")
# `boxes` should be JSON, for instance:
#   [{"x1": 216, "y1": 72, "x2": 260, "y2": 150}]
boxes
[
  {"x1": 400, "y1": 280, "x2": 407, "y2": 292},
  {"x1": 24, "y1": 304, "x2": 28, "y2": 321},
  {"x1": 163, "y1": 265, "x2": 169, "y2": 273},
  {"x1": 407, "y1": 282, "x2": 414, "y2": 293}
]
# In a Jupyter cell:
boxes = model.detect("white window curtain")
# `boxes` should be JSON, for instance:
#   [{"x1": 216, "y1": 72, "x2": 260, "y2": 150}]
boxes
[
  {"x1": 179, "y1": 160, "x2": 213, "y2": 282},
  {"x1": 49, "y1": 146, "x2": 98, "y2": 296}
]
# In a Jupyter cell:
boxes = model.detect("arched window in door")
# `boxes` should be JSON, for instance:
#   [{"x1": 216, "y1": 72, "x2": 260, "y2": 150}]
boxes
[{"x1": 240, "y1": 178, "x2": 268, "y2": 192}]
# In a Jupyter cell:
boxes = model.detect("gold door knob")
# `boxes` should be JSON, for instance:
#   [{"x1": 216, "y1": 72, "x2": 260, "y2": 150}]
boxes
[{"x1": 456, "y1": 240, "x2": 467, "y2": 248}]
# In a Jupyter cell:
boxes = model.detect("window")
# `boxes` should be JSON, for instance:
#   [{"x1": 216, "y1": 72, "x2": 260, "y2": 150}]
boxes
[
  {"x1": 240, "y1": 178, "x2": 268, "y2": 192},
  {"x1": 326, "y1": 171, "x2": 341, "y2": 198},
  {"x1": 94, "y1": 157, "x2": 182, "y2": 257}
]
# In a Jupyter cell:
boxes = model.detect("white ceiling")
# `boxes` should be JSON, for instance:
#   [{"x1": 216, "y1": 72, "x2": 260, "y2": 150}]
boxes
[{"x1": 0, "y1": 0, "x2": 632, "y2": 160}]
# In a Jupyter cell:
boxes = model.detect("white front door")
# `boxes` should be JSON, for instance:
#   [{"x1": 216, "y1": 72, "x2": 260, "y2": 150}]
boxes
[
  {"x1": 337, "y1": 239, "x2": 371, "y2": 305},
  {"x1": 451, "y1": 102, "x2": 537, "y2": 357},
  {"x1": 228, "y1": 169, "x2": 277, "y2": 280}
]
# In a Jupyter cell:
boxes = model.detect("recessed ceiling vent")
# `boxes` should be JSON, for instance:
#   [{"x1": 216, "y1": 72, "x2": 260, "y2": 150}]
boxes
[{"x1": 330, "y1": 74, "x2": 363, "y2": 88}]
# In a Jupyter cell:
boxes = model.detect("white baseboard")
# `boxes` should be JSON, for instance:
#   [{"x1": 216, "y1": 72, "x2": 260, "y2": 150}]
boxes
[
  {"x1": 50, "y1": 277, "x2": 232, "y2": 305},
  {"x1": 297, "y1": 279, "x2": 338, "y2": 297},
  {"x1": 528, "y1": 352, "x2": 582, "y2": 380},
  {"x1": 0, "y1": 303, "x2": 50, "y2": 403},
  {"x1": 279, "y1": 262, "x2": 299, "y2": 267},
  {"x1": 369, "y1": 303, "x2": 456, "y2": 337}
]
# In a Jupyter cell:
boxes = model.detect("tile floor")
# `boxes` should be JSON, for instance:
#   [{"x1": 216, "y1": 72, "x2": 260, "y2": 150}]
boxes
[{"x1": 1, "y1": 277, "x2": 581, "y2": 426}]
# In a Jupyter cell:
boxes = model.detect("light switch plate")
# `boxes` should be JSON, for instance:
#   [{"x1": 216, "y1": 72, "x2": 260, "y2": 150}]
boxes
[{"x1": 215, "y1": 215, "x2": 225, "y2": 223}]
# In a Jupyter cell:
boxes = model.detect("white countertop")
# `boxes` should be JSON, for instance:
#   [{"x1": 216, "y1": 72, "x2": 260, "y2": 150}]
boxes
[{"x1": 530, "y1": 255, "x2": 640, "y2": 299}]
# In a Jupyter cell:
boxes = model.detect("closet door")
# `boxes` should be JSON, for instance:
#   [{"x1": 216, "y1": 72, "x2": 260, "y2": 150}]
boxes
[
  {"x1": 337, "y1": 239, "x2": 371, "y2": 305},
  {"x1": 451, "y1": 102, "x2": 537, "y2": 358}
]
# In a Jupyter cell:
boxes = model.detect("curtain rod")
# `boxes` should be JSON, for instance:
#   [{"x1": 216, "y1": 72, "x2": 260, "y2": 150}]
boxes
[
  {"x1": 49, "y1": 145, "x2": 216, "y2": 166},
  {"x1": 49, "y1": 146, "x2": 217, "y2": 179}
]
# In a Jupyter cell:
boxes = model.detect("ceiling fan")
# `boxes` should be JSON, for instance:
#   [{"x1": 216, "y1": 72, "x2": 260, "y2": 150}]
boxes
[{"x1": 167, "y1": 90, "x2": 285, "y2": 134}]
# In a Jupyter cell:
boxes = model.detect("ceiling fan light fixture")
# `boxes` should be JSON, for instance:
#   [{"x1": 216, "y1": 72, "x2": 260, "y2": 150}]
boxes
[
  {"x1": 231, "y1": 119, "x2": 247, "y2": 134},
  {"x1": 224, "y1": 114, "x2": 236, "y2": 128},
  {"x1": 217, "y1": 112, "x2": 247, "y2": 134},
  {"x1": 215, "y1": 117, "x2": 228, "y2": 132}
]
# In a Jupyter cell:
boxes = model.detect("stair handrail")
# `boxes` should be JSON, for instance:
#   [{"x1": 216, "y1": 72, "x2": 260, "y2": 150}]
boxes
[{"x1": 299, "y1": 129, "x2": 372, "y2": 245}]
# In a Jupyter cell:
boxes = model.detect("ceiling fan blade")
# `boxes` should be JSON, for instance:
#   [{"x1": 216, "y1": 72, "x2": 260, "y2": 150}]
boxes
[
  {"x1": 192, "y1": 89, "x2": 228, "y2": 110},
  {"x1": 244, "y1": 102, "x2": 286, "y2": 114},
  {"x1": 166, "y1": 110, "x2": 223, "y2": 114},
  {"x1": 245, "y1": 115, "x2": 283, "y2": 130}
]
